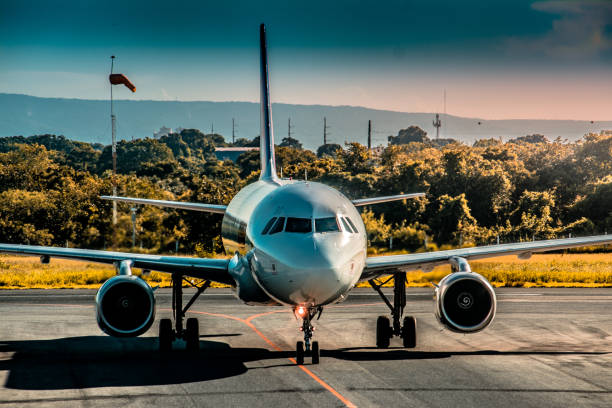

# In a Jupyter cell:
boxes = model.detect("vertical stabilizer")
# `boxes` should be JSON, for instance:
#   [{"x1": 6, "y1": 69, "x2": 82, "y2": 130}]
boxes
[{"x1": 259, "y1": 24, "x2": 279, "y2": 181}]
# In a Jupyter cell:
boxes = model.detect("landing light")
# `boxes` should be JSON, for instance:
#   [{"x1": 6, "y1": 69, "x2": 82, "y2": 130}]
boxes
[{"x1": 297, "y1": 306, "x2": 306, "y2": 317}]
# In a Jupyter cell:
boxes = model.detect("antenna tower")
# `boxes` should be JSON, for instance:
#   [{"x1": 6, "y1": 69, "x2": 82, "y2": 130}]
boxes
[
  {"x1": 367, "y1": 120, "x2": 372, "y2": 150},
  {"x1": 433, "y1": 113, "x2": 441, "y2": 140},
  {"x1": 232, "y1": 118, "x2": 235, "y2": 143}
]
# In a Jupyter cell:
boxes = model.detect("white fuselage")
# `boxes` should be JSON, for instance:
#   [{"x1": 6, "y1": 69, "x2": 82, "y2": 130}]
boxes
[{"x1": 221, "y1": 179, "x2": 367, "y2": 308}]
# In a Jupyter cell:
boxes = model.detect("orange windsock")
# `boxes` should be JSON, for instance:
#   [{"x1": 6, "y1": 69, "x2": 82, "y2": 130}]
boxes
[{"x1": 109, "y1": 73, "x2": 136, "y2": 92}]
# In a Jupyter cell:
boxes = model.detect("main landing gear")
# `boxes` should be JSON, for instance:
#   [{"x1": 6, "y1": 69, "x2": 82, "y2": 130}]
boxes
[
  {"x1": 295, "y1": 307, "x2": 321, "y2": 365},
  {"x1": 159, "y1": 273, "x2": 210, "y2": 352},
  {"x1": 369, "y1": 271, "x2": 417, "y2": 349}
]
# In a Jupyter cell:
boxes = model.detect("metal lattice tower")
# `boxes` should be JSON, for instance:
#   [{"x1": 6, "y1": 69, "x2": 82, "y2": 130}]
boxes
[{"x1": 433, "y1": 113, "x2": 442, "y2": 140}]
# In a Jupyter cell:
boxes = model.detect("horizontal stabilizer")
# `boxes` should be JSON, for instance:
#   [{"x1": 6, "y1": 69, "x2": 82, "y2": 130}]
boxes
[
  {"x1": 101, "y1": 196, "x2": 226, "y2": 214},
  {"x1": 352, "y1": 193, "x2": 426, "y2": 207}
]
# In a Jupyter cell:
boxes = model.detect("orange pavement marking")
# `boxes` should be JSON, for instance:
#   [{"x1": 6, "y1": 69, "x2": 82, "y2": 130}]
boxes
[{"x1": 188, "y1": 309, "x2": 357, "y2": 408}]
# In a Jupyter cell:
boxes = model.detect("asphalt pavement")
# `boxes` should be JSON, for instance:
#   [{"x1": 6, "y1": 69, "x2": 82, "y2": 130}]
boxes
[{"x1": 0, "y1": 287, "x2": 610, "y2": 407}]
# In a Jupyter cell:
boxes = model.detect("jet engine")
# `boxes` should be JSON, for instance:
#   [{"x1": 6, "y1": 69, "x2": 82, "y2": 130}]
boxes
[
  {"x1": 434, "y1": 271, "x2": 496, "y2": 333},
  {"x1": 95, "y1": 275, "x2": 155, "y2": 337}
]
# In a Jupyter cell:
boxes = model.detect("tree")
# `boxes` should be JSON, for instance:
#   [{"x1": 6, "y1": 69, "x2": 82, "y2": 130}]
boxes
[
  {"x1": 98, "y1": 138, "x2": 176, "y2": 174},
  {"x1": 388, "y1": 126, "x2": 428, "y2": 145},
  {"x1": 279, "y1": 136, "x2": 302, "y2": 149},
  {"x1": 509, "y1": 134, "x2": 548, "y2": 144},
  {"x1": 428, "y1": 194, "x2": 478, "y2": 245},
  {"x1": 316, "y1": 143, "x2": 342, "y2": 158},
  {"x1": 339, "y1": 142, "x2": 371, "y2": 175}
]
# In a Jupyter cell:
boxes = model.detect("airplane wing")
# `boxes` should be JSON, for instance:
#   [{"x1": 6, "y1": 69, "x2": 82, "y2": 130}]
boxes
[
  {"x1": 101, "y1": 196, "x2": 227, "y2": 214},
  {"x1": 352, "y1": 193, "x2": 425, "y2": 207},
  {"x1": 361, "y1": 234, "x2": 612, "y2": 281},
  {"x1": 0, "y1": 244, "x2": 233, "y2": 284}
]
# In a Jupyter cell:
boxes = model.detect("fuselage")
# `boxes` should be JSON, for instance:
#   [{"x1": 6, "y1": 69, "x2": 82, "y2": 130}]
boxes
[{"x1": 221, "y1": 179, "x2": 367, "y2": 307}]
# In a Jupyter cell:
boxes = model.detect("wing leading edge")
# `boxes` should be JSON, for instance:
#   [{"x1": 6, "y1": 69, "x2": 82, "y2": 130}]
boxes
[
  {"x1": 352, "y1": 193, "x2": 425, "y2": 207},
  {"x1": 101, "y1": 196, "x2": 227, "y2": 214},
  {"x1": 0, "y1": 244, "x2": 233, "y2": 284},
  {"x1": 362, "y1": 234, "x2": 612, "y2": 281}
]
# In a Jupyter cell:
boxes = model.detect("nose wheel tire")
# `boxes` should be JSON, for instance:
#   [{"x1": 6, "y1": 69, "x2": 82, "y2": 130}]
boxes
[
  {"x1": 296, "y1": 341, "x2": 305, "y2": 365},
  {"x1": 376, "y1": 316, "x2": 392, "y2": 348},
  {"x1": 401, "y1": 316, "x2": 417, "y2": 348},
  {"x1": 311, "y1": 341, "x2": 320, "y2": 364},
  {"x1": 185, "y1": 317, "x2": 200, "y2": 351},
  {"x1": 159, "y1": 318, "x2": 173, "y2": 352}
]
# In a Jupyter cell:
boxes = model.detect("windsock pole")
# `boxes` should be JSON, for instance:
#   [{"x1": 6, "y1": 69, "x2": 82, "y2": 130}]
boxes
[{"x1": 110, "y1": 56, "x2": 117, "y2": 225}]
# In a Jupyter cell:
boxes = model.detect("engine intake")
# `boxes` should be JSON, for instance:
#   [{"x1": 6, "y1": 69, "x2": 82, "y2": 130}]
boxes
[
  {"x1": 96, "y1": 275, "x2": 155, "y2": 337},
  {"x1": 435, "y1": 271, "x2": 496, "y2": 333}
]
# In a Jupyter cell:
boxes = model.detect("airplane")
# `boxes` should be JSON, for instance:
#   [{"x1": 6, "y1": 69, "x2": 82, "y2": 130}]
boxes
[{"x1": 2, "y1": 24, "x2": 612, "y2": 365}]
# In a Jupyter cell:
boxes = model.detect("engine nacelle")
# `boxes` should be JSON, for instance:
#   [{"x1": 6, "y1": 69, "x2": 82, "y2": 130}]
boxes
[
  {"x1": 434, "y1": 271, "x2": 496, "y2": 333},
  {"x1": 228, "y1": 252, "x2": 280, "y2": 306},
  {"x1": 96, "y1": 275, "x2": 155, "y2": 337}
]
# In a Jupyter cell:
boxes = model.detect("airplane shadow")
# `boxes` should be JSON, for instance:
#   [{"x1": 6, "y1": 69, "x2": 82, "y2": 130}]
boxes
[
  {"x1": 1, "y1": 337, "x2": 607, "y2": 390},
  {"x1": 323, "y1": 347, "x2": 610, "y2": 362},
  {"x1": 0, "y1": 336, "x2": 290, "y2": 390}
]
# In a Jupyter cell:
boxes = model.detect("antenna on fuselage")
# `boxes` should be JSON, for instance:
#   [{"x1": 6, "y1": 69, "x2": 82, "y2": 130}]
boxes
[{"x1": 259, "y1": 24, "x2": 279, "y2": 181}]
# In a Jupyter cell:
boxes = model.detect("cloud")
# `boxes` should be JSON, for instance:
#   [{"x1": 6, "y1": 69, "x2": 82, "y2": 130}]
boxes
[{"x1": 504, "y1": 1, "x2": 612, "y2": 60}]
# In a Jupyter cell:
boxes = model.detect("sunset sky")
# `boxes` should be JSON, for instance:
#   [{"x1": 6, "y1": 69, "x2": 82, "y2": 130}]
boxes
[{"x1": 1, "y1": 0, "x2": 610, "y2": 120}]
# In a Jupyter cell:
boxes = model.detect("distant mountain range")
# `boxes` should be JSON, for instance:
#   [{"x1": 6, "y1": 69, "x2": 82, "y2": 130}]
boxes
[{"x1": 0, "y1": 93, "x2": 609, "y2": 151}]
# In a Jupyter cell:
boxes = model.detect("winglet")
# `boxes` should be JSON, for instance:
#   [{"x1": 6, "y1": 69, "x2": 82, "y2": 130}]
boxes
[{"x1": 259, "y1": 23, "x2": 279, "y2": 182}]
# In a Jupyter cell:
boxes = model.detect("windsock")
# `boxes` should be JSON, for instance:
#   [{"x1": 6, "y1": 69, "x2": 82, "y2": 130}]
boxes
[{"x1": 109, "y1": 73, "x2": 136, "y2": 92}]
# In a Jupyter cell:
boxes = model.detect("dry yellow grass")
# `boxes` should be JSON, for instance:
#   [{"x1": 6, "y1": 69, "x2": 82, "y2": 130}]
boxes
[
  {"x1": 0, "y1": 252, "x2": 611, "y2": 289},
  {"x1": 0, "y1": 255, "x2": 228, "y2": 289}
]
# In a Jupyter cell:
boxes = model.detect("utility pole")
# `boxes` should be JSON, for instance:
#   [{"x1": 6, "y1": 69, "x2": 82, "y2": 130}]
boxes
[
  {"x1": 288, "y1": 118, "x2": 294, "y2": 139},
  {"x1": 232, "y1": 118, "x2": 235, "y2": 144},
  {"x1": 367, "y1": 120, "x2": 372, "y2": 150},
  {"x1": 323, "y1": 117, "x2": 330, "y2": 145},
  {"x1": 433, "y1": 113, "x2": 441, "y2": 140},
  {"x1": 130, "y1": 207, "x2": 137, "y2": 248},
  {"x1": 110, "y1": 55, "x2": 117, "y2": 225}
]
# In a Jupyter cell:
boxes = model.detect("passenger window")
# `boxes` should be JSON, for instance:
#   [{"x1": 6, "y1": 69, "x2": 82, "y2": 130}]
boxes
[
  {"x1": 315, "y1": 217, "x2": 339, "y2": 233},
  {"x1": 261, "y1": 217, "x2": 277, "y2": 235},
  {"x1": 285, "y1": 217, "x2": 312, "y2": 233},
  {"x1": 269, "y1": 217, "x2": 285, "y2": 234},
  {"x1": 346, "y1": 217, "x2": 358, "y2": 233},
  {"x1": 340, "y1": 217, "x2": 353, "y2": 233}
]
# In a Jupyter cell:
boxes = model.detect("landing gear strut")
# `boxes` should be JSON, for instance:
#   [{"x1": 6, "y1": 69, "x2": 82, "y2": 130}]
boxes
[
  {"x1": 159, "y1": 273, "x2": 210, "y2": 352},
  {"x1": 369, "y1": 271, "x2": 417, "y2": 349},
  {"x1": 295, "y1": 307, "x2": 321, "y2": 365}
]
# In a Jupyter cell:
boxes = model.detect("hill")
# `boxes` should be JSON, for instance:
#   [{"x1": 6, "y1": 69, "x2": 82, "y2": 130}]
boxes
[{"x1": 1, "y1": 93, "x2": 610, "y2": 150}]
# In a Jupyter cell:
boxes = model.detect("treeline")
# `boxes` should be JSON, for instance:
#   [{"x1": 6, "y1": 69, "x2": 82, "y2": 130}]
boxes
[{"x1": 0, "y1": 128, "x2": 611, "y2": 254}]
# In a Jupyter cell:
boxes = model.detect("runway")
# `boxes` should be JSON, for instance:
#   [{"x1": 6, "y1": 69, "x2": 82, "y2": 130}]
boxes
[{"x1": 0, "y1": 287, "x2": 610, "y2": 407}]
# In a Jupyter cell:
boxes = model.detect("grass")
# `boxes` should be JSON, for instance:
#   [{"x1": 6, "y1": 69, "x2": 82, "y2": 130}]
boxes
[{"x1": 0, "y1": 253, "x2": 611, "y2": 289}]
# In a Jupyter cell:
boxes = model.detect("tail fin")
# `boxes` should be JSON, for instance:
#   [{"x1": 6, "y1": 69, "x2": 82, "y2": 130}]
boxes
[{"x1": 259, "y1": 23, "x2": 279, "y2": 181}]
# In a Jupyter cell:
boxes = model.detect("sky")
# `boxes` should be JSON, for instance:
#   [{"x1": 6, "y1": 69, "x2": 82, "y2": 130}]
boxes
[{"x1": 0, "y1": 0, "x2": 611, "y2": 120}]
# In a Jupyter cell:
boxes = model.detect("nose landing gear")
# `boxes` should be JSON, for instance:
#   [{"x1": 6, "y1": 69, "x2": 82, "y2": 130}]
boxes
[
  {"x1": 295, "y1": 307, "x2": 321, "y2": 365},
  {"x1": 369, "y1": 271, "x2": 417, "y2": 349}
]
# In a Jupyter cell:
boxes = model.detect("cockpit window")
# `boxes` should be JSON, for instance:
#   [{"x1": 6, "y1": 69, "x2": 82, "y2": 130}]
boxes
[
  {"x1": 340, "y1": 217, "x2": 353, "y2": 233},
  {"x1": 345, "y1": 216, "x2": 358, "y2": 233},
  {"x1": 269, "y1": 217, "x2": 285, "y2": 235},
  {"x1": 285, "y1": 217, "x2": 312, "y2": 233},
  {"x1": 261, "y1": 217, "x2": 277, "y2": 235},
  {"x1": 315, "y1": 217, "x2": 340, "y2": 233}
]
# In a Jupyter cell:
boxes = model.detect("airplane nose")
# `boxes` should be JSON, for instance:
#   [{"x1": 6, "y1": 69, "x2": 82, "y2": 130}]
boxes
[{"x1": 253, "y1": 234, "x2": 362, "y2": 305}]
